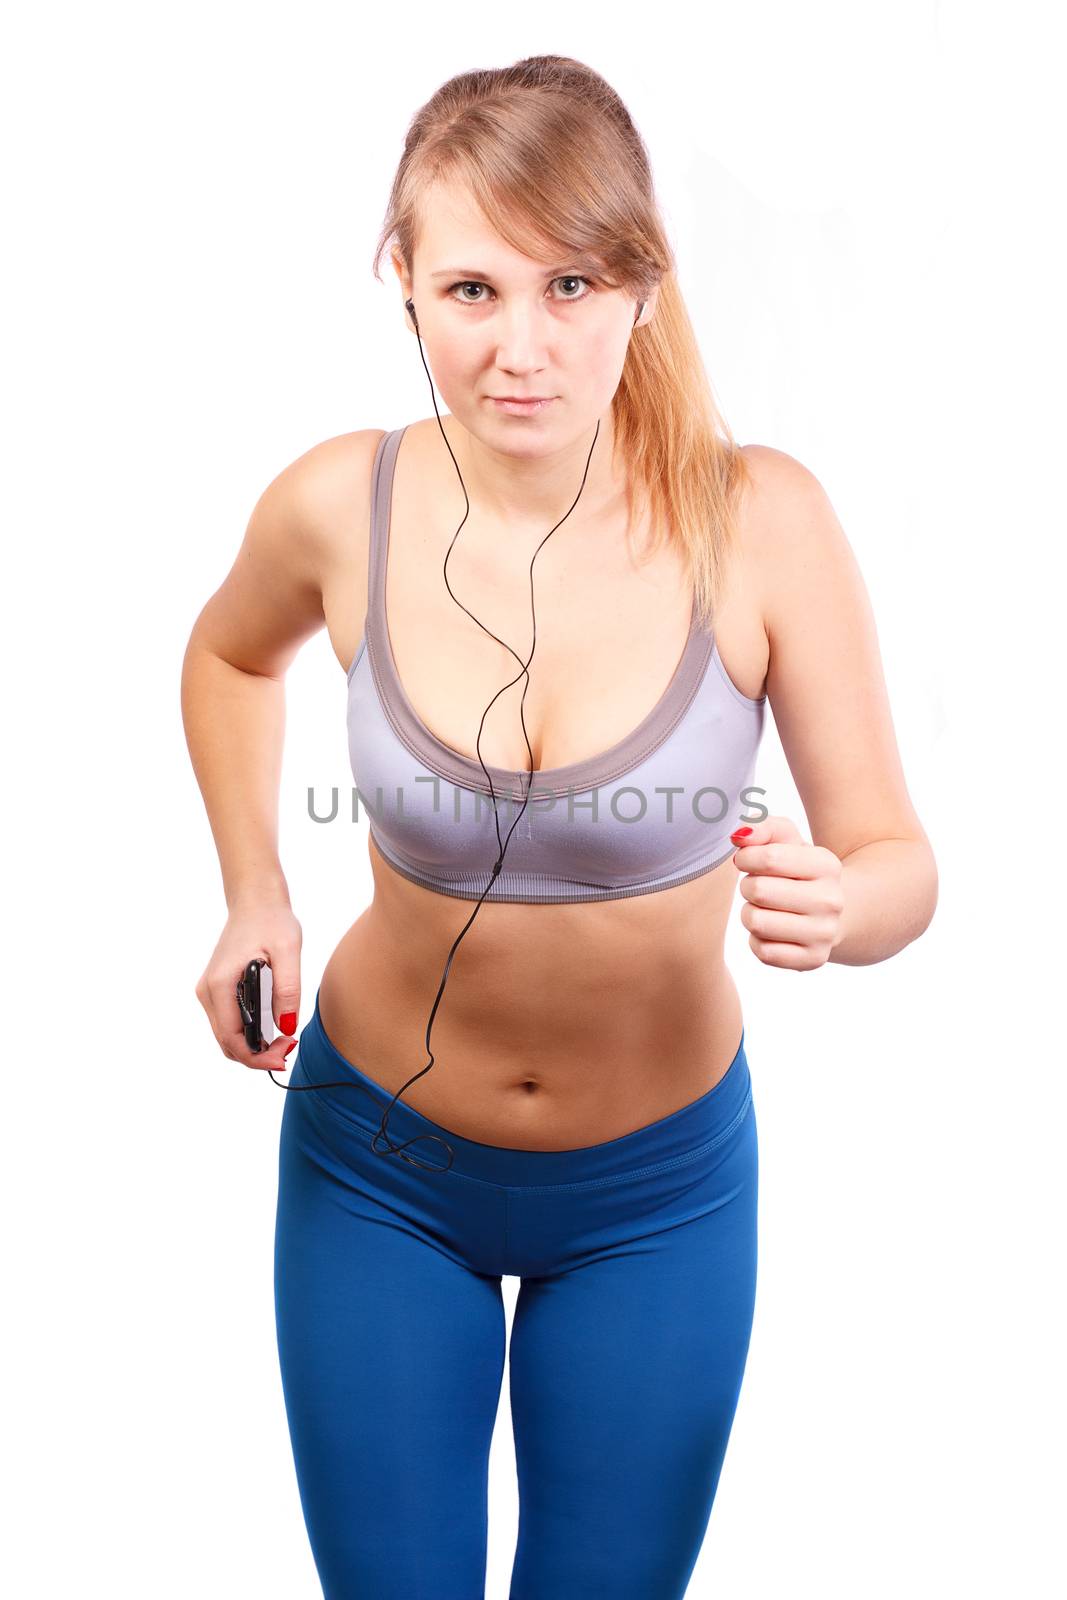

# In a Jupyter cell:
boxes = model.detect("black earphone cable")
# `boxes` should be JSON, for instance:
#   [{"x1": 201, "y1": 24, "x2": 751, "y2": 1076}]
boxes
[{"x1": 267, "y1": 291, "x2": 641, "y2": 1172}]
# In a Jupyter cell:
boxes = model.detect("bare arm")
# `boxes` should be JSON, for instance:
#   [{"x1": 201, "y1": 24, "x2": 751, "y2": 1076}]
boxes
[
  {"x1": 181, "y1": 452, "x2": 330, "y2": 911},
  {"x1": 739, "y1": 445, "x2": 938, "y2": 967},
  {"x1": 182, "y1": 430, "x2": 375, "y2": 1064}
]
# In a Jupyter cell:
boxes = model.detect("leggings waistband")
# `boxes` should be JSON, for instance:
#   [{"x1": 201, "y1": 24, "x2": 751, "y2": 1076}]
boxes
[{"x1": 290, "y1": 988, "x2": 753, "y2": 1189}]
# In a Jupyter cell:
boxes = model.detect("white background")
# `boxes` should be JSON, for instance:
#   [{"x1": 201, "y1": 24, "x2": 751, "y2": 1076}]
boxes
[{"x1": 3, "y1": 1, "x2": 1064, "y2": 1594}]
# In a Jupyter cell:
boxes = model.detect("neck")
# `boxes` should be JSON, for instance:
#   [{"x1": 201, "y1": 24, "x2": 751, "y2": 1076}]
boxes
[{"x1": 437, "y1": 409, "x2": 627, "y2": 535}]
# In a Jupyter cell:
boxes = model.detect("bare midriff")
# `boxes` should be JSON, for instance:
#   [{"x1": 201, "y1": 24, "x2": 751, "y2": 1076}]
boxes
[{"x1": 316, "y1": 832, "x2": 746, "y2": 1151}]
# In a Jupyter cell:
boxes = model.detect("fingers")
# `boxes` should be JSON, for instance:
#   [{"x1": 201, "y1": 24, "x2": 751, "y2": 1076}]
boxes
[
  {"x1": 243, "y1": 1032, "x2": 298, "y2": 1072},
  {"x1": 196, "y1": 963, "x2": 298, "y2": 1072},
  {"x1": 738, "y1": 872, "x2": 844, "y2": 916},
  {"x1": 745, "y1": 934, "x2": 830, "y2": 971},
  {"x1": 732, "y1": 840, "x2": 832, "y2": 879},
  {"x1": 730, "y1": 815, "x2": 802, "y2": 854},
  {"x1": 729, "y1": 816, "x2": 844, "y2": 972},
  {"x1": 271, "y1": 959, "x2": 302, "y2": 1039},
  {"x1": 739, "y1": 899, "x2": 837, "y2": 947},
  {"x1": 731, "y1": 816, "x2": 812, "y2": 877}
]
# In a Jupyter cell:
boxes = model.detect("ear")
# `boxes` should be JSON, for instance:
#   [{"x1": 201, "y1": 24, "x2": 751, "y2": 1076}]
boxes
[
  {"x1": 389, "y1": 248, "x2": 409, "y2": 291},
  {"x1": 635, "y1": 284, "x2": 660, "y2": 327},
  {"x1": 390, "y1": 249, "x2": 414, "y2": 325}
]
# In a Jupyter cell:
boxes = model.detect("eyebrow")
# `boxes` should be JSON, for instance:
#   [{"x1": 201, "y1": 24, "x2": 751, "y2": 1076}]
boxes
[{"x1": 429, "y1": 263, "x2": 595, "y2": 281}]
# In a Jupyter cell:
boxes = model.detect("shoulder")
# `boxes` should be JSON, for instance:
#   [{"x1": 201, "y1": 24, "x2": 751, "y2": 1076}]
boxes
[
  {"x1": 188, "y1": 430, "x2": 393, "y2": 681},
  {"x1": 736, "y1": 442, "x2": 855, "y2": 626},
  {"x1": 271, "y1": 427, "x2": 389, "y2": 555},
  {"x1": 737, "y1": 442, "x2": 836, "y2": 533},
  {"x1": 239, "y1": 428, "x2": 389, "y2": 607}
]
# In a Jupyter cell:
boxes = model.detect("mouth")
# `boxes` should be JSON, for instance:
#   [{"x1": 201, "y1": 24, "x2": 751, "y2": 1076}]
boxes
[{"x1": 488, "y1": 397, "x2": 555, "y2": 415}]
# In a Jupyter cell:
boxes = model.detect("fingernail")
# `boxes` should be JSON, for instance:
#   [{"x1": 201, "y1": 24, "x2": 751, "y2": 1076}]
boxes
[
  {"x1": 731, "y1": 826, "x2": 753, "y2": 841},
  {"x1": 280, "y1": 1012, "x2": 297, "y2": 1036},
  {"x1": 284, "y1": 1040, "x2": 297, "y2": 1057}
]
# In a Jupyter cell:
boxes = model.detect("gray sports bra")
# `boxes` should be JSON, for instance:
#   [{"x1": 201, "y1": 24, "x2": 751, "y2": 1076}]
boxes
[{"x1": 347, "y1": 426, "x2": 766, "y2": 903}]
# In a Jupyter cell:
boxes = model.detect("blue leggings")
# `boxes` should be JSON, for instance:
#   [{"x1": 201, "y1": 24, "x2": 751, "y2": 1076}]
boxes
[{"x1": 274, "y1": 990, "x2": 759, "y2": 1599}]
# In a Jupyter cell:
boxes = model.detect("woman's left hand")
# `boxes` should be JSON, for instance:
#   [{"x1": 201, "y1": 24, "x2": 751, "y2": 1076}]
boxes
[{"x1": 729, "y1": 815, "x2": 845, "y2": 970}]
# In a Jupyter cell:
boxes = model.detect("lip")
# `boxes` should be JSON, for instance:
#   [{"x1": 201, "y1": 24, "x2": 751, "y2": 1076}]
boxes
[{"x1": 489, "y1": 396, "x2": 555, "y2": 414}]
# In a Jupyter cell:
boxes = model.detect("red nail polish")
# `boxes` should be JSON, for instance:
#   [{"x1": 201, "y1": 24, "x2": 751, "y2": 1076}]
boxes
[
  {"x1": 731, "y1": 826, "x2": 753, "y2": 840},
  {"x1": 280, "y1": 1012, "x2": 297, "y2": 1036},
  {"x1": 284, "y1": 1040, "x2": 296, "y2": 1057}
]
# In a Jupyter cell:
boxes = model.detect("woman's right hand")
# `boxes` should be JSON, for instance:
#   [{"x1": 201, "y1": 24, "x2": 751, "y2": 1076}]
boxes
[{"x1": 195, "y1": 898, "x2": 303, "y2": 1071}]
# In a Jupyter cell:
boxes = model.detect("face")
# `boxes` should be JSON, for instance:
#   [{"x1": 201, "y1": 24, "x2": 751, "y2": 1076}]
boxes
[{"x1": 392, "y1": 179, "x2": 655, "y2": 455}]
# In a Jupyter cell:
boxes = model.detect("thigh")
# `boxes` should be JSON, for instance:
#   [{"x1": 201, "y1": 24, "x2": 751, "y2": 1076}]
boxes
[
  {"x1": 274, "y1": 1092, "x2": 508, "y2": 1599},
  {"x1": 506, "y1": 1103, "x2": 758, "y2": 1600}
]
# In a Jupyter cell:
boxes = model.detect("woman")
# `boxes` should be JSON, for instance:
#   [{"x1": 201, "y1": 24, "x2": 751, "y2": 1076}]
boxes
[{"x1": 183, "y1": 55, "x2": 937, "y2": 1600}]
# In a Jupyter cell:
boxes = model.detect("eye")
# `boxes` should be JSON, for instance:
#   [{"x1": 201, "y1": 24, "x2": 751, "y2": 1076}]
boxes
[{"x1": 446, "y1": 275, "x2": 594, "y2": 306}]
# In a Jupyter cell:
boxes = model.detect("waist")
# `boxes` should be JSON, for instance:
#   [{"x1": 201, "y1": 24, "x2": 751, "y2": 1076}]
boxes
[
  {"x1": 316, "y1": 872, "x2": 744, "y2": 1148},
  {"x1": 295, "y1": 989, "x2": 753, "y2": 1179}
]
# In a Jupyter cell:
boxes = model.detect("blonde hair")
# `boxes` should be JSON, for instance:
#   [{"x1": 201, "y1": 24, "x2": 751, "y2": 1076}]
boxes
[{"x1": 371, "y1": 54, "x2": 752, "y2": 630}]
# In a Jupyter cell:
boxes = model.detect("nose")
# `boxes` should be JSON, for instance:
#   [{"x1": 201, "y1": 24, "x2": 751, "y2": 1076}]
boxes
[{"x1": 492, "y1": 301, "x2": 553, "y2": 372}]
